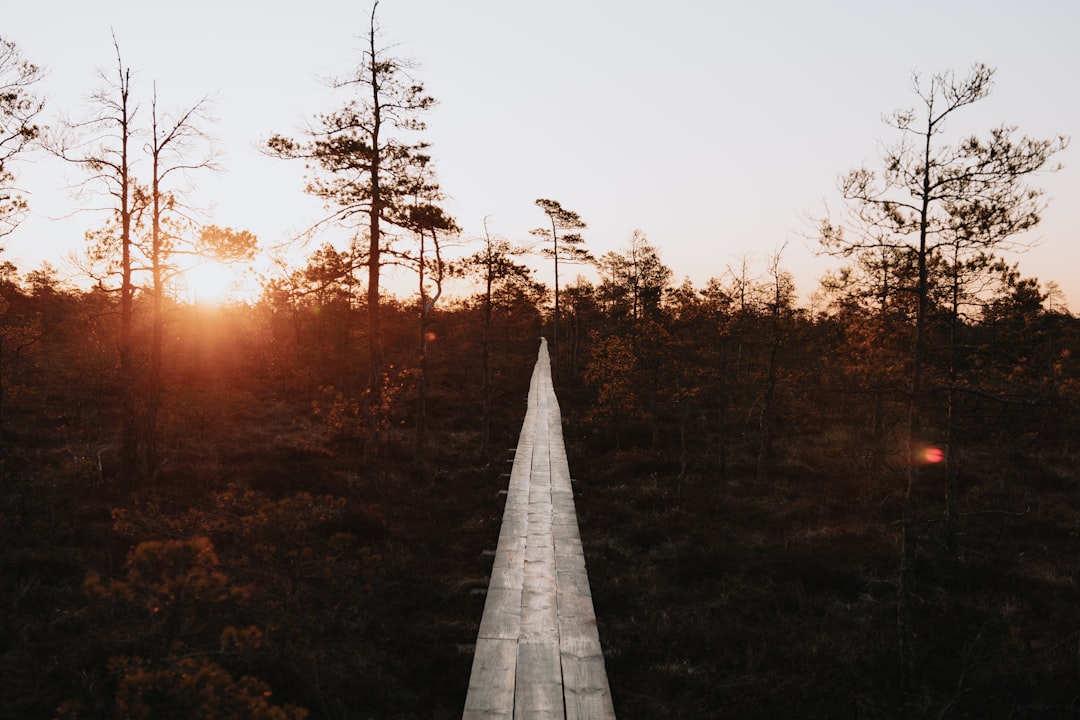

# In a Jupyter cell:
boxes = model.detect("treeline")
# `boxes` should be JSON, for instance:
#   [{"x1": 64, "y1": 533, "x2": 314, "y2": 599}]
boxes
[
  {"x1": 1, "y1": 205, "x2": 1078, "y2": 716},
  {"x1": 561, "y1": 235, "x2": 1080, "y2": 478}
]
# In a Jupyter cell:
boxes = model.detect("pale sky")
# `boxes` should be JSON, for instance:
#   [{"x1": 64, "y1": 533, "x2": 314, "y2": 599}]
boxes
[{"x1": 5, "y1": 1, "x2": 1079, "y2": 307}]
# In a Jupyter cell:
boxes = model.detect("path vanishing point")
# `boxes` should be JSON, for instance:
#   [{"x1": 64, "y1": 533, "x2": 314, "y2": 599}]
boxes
[{"x1": 463, "y1": 338, "x2": 617, "y2": 719}]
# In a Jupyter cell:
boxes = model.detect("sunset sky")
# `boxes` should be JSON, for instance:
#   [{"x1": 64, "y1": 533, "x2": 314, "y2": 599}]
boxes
[{"x1": 5, "y1": 1, "x2": 1079, "y2": 306}]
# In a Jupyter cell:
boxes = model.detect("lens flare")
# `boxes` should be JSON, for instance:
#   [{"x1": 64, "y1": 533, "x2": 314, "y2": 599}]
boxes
[{"x1": 921, "y1": 447, "x2": 945, "y2": 464}]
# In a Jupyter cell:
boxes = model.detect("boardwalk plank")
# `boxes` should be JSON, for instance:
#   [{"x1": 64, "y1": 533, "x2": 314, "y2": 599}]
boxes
[
  {"x1": 477, "y1": 588, "x2": 523, "y2": 641},
  {"x1": 463, "y1": 637, "x2": 517, "y2": 719},
  {"x1": 515, "y1": 641, "x2": 563, "y2": 718}
]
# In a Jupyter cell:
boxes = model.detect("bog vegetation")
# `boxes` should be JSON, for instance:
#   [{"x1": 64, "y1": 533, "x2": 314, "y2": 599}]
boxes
[{"x1": 2, "y1": 19, "x2": 1079, "y2": 720}]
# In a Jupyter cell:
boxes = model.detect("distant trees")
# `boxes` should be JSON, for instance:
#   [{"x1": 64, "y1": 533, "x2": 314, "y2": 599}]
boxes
[
  {"x1": 821, "y1": 62, "x2": 1068, "y2": 689},
  {"x1": 260, "y1": 242, "x2": 364, "y2": 395},
  {"x1": 584, "y1": 232, "x2": 676, "y2": 448},
  {"x1": 0, "y1": 37, "x2": 45, "y2": 238},
  {"x1": 268, "y1": 3, "x2": 437, "y2": 470},
  {"x1": 596, "y1": 229, "x2": 671, "y2": 326},
  {"x1": 662, "y1": 277, "x2": 731, "y2": 479},
  {"x1": 532, "y1": 198, "x2": 591, "y2": 377},
  {"x1": 582, "y1": 331, "x2": 642, "y2": 449}
]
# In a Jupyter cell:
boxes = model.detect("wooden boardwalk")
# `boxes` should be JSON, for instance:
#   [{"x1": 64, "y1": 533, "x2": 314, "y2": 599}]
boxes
[{"x1": 464, "y1": 339, "x2": 616, "y2": 719}]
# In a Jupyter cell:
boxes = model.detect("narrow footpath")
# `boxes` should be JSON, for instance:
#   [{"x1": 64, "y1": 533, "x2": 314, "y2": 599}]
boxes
[{"x1": 463, "y1": 338, "x2": 616, "y2": 719}]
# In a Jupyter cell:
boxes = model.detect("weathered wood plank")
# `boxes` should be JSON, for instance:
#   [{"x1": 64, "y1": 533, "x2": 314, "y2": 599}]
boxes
[
  {"x1": 487, "y1": 562, "x2": 525, "y2": 591},
  {"x1": 515, "y1": 641, "x2": 563, "y2": 718},
  {"x1": 463, "y1": 637, "x2": 517, "y2": 719},
  {"x1": 477, "y1": 587, "x2": 523, "y2": 641}
]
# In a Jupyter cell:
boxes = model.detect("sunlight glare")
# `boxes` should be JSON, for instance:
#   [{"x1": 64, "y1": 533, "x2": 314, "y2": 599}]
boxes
[{"x1": 177, "y1": 258, "x2": 257, "y2": 305}]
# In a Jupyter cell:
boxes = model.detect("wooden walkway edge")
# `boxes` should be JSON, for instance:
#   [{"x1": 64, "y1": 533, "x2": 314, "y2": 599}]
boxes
[{"x1": 464, "y1": 338, "x2": 616, "y2": 719}]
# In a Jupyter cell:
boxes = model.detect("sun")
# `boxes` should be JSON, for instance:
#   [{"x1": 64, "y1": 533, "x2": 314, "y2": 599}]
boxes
[{"x1": 176, "y1": 257, "x2": 258, "y2": 305}]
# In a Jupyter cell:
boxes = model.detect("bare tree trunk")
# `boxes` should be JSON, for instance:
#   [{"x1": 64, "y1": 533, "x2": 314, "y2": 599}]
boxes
[
  {"x1": 867, "y1": 389, "x2": 885, "y2": 485},
  {"x1": 414, "y1": 227, "x2": 443, "y2": 467},
  {"x1": 552, "y1": 220, "x2": 560, "y2": 381},
  {"x1": 117, "y1": 63, "x2": 138, "y2": 489},
  {"x1": 147, "y1": 98, "x2": 163, "y2": 484},
  {"x1": 364, "y1": 11, "x2": 384, "y2": 475},
  {"x1": 715, "y1": 344, "x2": 728, "y2": 479},
  {"x1": 147, "y1": 187, "x2": 162, "y2": 484},
  {"x1": 943, "y1": 260, "x2": 961, "y2": 555},
  {"x1": 899, "y1": 124, "x2": 934, "y2": 693},
  {"x1": 480, "y1": 255, "x2": 493, "y2": 456},
  {"x1": 757, "y1": 340, "x2": 779, "y2": 482},
  {"x1": 414, "y1": 228, "x2": 427, "y2": 468}
]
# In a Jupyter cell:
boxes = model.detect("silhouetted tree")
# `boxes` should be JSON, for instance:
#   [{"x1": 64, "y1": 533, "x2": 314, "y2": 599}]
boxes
[
  {"x1": 821, "y1": 61, "x2": 1068, "y2": 690},
  {"x1": 268, "y1": 3, "x2": 437, "y2": 472},
  {"x1": 454, "y1": 221, "x2": 534, "y2": 454},
  {"x1": 757, "y1": 244, "x2": 796, "y2": 482},
  {"x1": 596, "y1": 230, "x2": 672, "y2": 329},
  {"x1": 50, "y1": 37, "x2": 141, "y2": 486},
  {"x1": 532, "y1": 198, "x2": 590, "y2": 378},
  {"x1": 0, "y1": 37, "x2": 45, "y2": 238},
  {"x1": 404, "y1": 202, "x2": 456, "y2": 465},
  {"x1": 142, "y1": 89, "x2": 220, "y2": 480}
]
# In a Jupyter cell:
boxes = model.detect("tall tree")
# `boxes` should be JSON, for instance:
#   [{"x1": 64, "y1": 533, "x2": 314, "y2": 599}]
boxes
[
  {"x1": 405, "y1": 202, "x2": 456, "y2": 466},
  {"x1": 0, "y1": 37, "x2": 45, "y2": 239},
  {"x1": 756, "y1": 244, "x2": 795, "y2": 482},
  {"x1": 821, "y1": 62, "x2": 1067, "y2": 690},
  {"x1": 50, "y1": 37, "x2": 141, "y2": 486},
  {"x1": 531, "y1": 198, "x2": 590, "y2": 378},
  {"x1": 455, "y1": 220, "x2": 533, "y2": 454},
  {"x1": 935, "y1": 241, "x2": 1001, "y2": 553},
  {"x1": 143, "y1": 88, "x2": 219, "y2": 479},
  {"x1": 268, "y1": 3, "x2": 436, "y2": 470}
]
